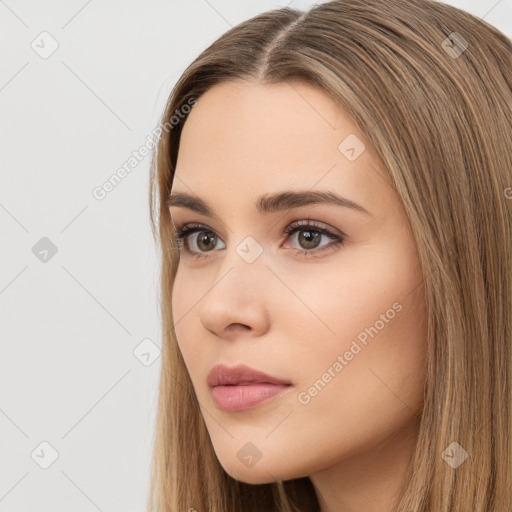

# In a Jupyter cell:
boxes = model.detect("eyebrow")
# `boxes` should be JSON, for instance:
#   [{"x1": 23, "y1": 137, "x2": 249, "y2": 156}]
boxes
[{"x1": 167, "y1": 190, "x2": 372, "y2": 217}]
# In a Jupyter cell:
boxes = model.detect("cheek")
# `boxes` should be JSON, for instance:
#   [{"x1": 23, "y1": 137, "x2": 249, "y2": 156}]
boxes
[
  {"x1": 283, "y1": 244, "x2": 423, "y2": 347},
  {"x1": 284, "y1": 242, "x2": 427, "y2": 409},
  {"x1": 170, "y1": 270, "x2": 183, "y2": 341},
  {"x1": 171, "y1": 269, "x2": 198, "y2": 360},
  {"x1": 263, "y1": 255, "x2": 426, "y2": 474}
]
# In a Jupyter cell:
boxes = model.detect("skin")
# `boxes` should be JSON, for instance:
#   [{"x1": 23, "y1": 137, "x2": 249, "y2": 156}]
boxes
[{"x1": 169, "y1": 80, "x2": 428, "y2": 512}]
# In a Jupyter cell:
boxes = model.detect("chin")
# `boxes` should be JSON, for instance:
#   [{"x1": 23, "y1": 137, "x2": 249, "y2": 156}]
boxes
[
  {"x1": 215, "y1": 451, "x2": 305, "y2": 485},
  {"x1": 227, "y1": 468, "x2": 277, "y2": 485}
]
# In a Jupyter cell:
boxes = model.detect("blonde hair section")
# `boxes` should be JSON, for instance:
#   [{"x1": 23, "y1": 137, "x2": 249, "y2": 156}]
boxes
[{"x1": 148, "y1": 1, "x2": 512, "y2": 510}]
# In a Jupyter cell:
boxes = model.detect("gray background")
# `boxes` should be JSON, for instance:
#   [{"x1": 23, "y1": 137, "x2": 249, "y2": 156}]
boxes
[{"x1": 1, "y1": 0, "x2": 510, "y2": 511}]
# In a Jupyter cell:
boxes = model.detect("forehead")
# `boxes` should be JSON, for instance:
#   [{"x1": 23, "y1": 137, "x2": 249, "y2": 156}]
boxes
[{"x1": 172, "y1": 80, "x2": 392, "y2": 216}]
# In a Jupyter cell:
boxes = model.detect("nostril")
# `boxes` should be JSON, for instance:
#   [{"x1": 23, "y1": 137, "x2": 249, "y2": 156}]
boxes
[{"x1": 228, "y1": 323, "x2": 251, "y2": 332}]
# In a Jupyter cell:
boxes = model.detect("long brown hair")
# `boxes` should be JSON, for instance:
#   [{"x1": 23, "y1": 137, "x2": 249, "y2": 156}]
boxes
[{"x1": 148, "y1": 1, "x2": 512, "y2": 510}]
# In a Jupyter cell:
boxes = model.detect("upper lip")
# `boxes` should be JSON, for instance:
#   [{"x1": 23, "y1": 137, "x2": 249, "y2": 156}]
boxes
[{"x1": 207, "y1": 364, "x2": 292, "y2": 387}]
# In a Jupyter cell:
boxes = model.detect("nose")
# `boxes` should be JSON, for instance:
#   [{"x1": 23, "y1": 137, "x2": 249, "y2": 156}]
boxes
[{"x1": 198, "y1": 245, "x2": 271, "y2": 339}]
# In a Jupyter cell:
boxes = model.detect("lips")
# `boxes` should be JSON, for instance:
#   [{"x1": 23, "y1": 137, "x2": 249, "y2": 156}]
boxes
[
  {"x1": 207, "y1": 364, "x2": 293, "y2": 412},
  {"x1": 207, "y1": 363, "x2": 292, "y2": 387}
]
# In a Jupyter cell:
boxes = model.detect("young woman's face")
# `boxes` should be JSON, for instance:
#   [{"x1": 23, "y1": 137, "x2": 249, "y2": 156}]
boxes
[{"x1": 169, "y1": 80, "x2": 427, "y2": 484}]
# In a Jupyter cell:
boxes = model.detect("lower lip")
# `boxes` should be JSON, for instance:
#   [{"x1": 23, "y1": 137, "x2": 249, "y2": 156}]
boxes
[{"x1": 210, "y1": 383, "x2": 292, "y2": 412}]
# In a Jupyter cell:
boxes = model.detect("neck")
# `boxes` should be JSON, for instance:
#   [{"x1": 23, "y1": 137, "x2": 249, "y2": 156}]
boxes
[{"x1": 309, "y1": 420, "x2": 419, "y2": 512}]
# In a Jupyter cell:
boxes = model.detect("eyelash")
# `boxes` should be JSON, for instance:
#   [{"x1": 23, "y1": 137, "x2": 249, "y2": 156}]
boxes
[{"x1": 173, "y1": 220, "x2": 345, "y2": 260}]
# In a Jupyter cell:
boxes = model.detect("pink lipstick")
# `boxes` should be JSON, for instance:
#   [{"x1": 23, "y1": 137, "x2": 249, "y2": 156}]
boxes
[{"x1": 207, "y1": 364, "x2": 292, "y2": 412}]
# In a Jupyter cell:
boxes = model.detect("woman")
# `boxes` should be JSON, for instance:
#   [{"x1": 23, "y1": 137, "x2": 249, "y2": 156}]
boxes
[{"x1": 148, "y1": 1, "x2": 512, "y2": 510}]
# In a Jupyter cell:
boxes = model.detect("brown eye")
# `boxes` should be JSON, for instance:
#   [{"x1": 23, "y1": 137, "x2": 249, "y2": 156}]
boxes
[
  {"x1": 174, "y1": 220, "x2": 345, "y2": 260},
  {"x1": 174, "y1": 224, "x2": 226, "y2": 258},
  {"x1": 282, "y1": 221, "x2": 345, "y2": 257},
  {"x1": 194, "y1": 231, "x2": 218, "y2": 252},
  {"x1": 295, "y1": 229, "x2": 322, "y2": 250}
]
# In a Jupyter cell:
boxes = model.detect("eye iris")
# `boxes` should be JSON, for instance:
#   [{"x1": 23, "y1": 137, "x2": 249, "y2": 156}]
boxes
[
  {"x1": 298, "y1": 229, "x2": 321, "y2": 249},
  {"x1": 197, "y1": 231, "x2": 216, "y2": 251}
]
